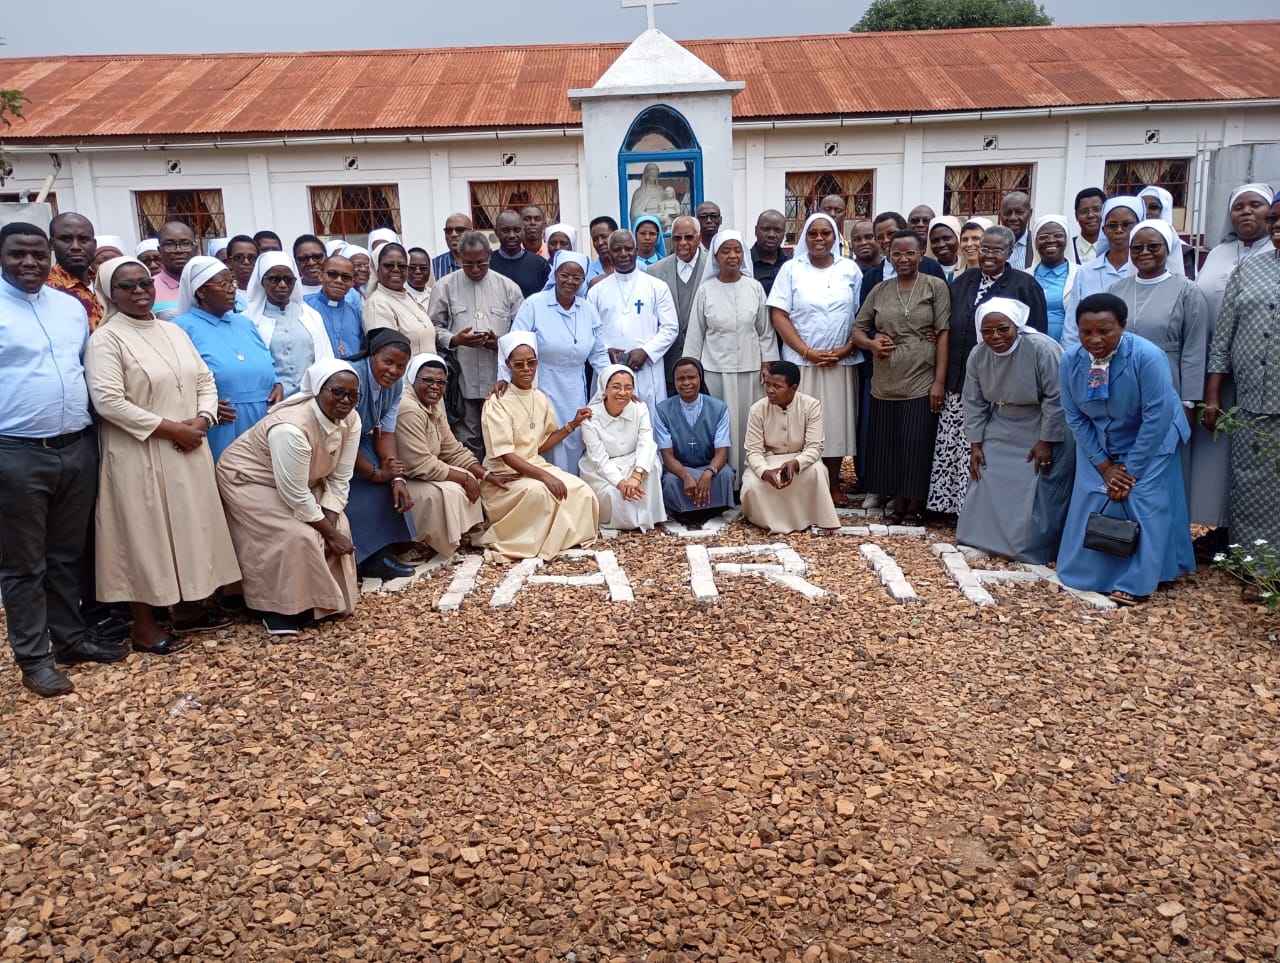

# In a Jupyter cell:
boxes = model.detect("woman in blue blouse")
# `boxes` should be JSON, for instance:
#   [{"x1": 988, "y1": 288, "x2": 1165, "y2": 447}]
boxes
[
  {"x1": 171, "y1": 256, "x2": 281, "y2": 460},
  {"x1": 1031, "y1": 215, "x2": 1077, "y2": 343}
]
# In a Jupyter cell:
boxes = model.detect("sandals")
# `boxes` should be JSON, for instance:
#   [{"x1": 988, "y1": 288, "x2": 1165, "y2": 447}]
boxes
[
  {"x1": 131, "y1": 633, "x2": 193, "y2": 656},
  {"x1": 830, "y1": 491, "x2": 851, "y2": 509},
  {"x1": 900, "y1": 511, "x2": 924, "y2": 527},
  {"x1": 1109, "y1": 590, "x2": 1148, "y2": 607}
]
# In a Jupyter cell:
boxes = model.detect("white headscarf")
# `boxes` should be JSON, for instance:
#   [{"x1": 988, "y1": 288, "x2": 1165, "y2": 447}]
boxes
[
  {"x1": 404, "y1": 352, "x2": 447, "y2": 387},
  {"x1": 368, "y1": 228, "x2": 401, "y2": 251},
  {"x1": 975, "y1": 297, "x2": 1031, "y2": 355},
  {"x1": 177, "y1": 256, "x2": 231, "y2": 314},
  {"x1": 1031, "y1": 214, "x2": 1070, "y2": 240},
  {"x1": 92, "y1": 256, "x2": 151, "y2": 327},
  {"x1": 544, "y1": 223, "x2": 578, "y2": 251},
  {"x1": 589, "y1": 363, "x2": 636, "y2": 407},
  {"x1": 135, "y1": 238, "x2": 159, "y2": 256},
  {"x1": 324, "y1": 238, "x2": 348, "y2": 256},
  {"x1": 365, "y1": 241, "x2": 413, "y2": 299},
  {"x1": 277, "y1": 358, "x2": 359, "y2": 412},
  {"x1": 498, "y1": 330, "x2": 538, "y2": 362},
  {"x1": 207, "y1": 237, "x2": 230, "y2": 258},
  {"x1": 962, "y1": 216, "x2": 994, "y2": 233},
  {"x1": 702, "y1": 230, "x2": 755, "y2": 283},
  {"x1": 793, "y1": 213, "x2": 843, "y2": 265},
  {"x1": 340, "y1": 244, "x2": 369, "y2": 262},
  {"x1": 243, "y1": 251, "x2": 300, "y2": 324},
  {"x1": 1220, "y1": 183, "x2": 1276, "y2": 243},
  {"x1": 1094, "y1": 197, "x2": 1145, "y2": 258},
  {"x1": 1129, "y1": 218, "x2": 1178, "y2": 254},
  {"x1": 1137, "y1": 186, "x2": 1175, "y2": 225},
  {"x1": 94, "y1": 234, "x2": 125, "y2": 255}
]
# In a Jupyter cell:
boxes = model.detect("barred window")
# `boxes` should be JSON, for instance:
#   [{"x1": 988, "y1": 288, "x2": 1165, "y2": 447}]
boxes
[
  {"x1": 135, "y1": 190, "x2": 225, "y2": 240},
  {"x1": 942, "y1": 165, "x2": 1033, "y2": 219},
  {"x1": 784, "y1": 170, "x2": 874, "y2": 245},
  {"x1": 310, "y1": 185, "x2": 402, "y2": 242},
  {"x1": 1104, "y1": 158, "x2": 1191, "y2": 230},
  {"x1": 469, "y1": 180, "x2": 560, "y2": 232}
]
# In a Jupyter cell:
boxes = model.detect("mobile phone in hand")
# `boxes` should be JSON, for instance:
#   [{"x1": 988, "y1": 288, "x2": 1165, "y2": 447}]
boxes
[{"x1": 779, "y1": 465, "x2": 793, "y2": 484}]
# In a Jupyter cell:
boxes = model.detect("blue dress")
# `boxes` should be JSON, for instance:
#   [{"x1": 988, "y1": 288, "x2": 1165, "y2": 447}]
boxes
[
  {"x1": 654, "y1": 393, "x2": 735, "y2": 513},
  {"x1": 508, "y1": 291, "x2": 610, "y2": 474},
  {"x1": 1034, "y1": 260, "x2": 1070, "y2": 343},
  {"x1": 345, "y1": 357, "x2": 414, "y2": 563},
  {"x1": 1056, "y1": 333, "x2": 1195, "y2": 597},
  {"x1": 171, "y1": 307, "x2": 277, "y2": 461}
]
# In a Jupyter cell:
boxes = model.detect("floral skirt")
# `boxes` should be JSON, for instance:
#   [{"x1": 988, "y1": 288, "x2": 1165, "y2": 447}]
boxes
[{"x1": 926, "y1": 391, "x2": 970, "y2": 514}]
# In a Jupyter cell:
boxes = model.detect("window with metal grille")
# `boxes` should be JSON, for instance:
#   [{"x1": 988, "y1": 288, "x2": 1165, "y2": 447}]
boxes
[
  {"x1": 135, "y1": 190, "x2": 226, "y2": 240},
  {"x1": 942, "y1": 165, "x2": 1033, "y2": 219},
  {"x1": 783, "y1": 171, "x2": 874, "y2": 245},
  {"x1": 1103, "y1": 158, "x2": 1191, "y2": 230},
  {"x1": 310, "y1": 185, "x2": 401, "y2": 242},
  {"x1": 469, "y1": 181, "x2": 560, "y2": 233}
]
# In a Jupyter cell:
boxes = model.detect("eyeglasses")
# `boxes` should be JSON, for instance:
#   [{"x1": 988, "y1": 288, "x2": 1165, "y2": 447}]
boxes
[
  {"x1": 160, "y1": 240, "x2": 197, "y2": 252},
  {"x1": 417, "y1": 377, "x2": 448, "y2": 387},
  {"x1": 1129, "y1": 243, "x2": 1166, "y2": 254},
  {"x1": 1103, "y1": 221, "x2": 1137, "y2": 232},
  {"x1": 263, "y1": 275, "x2": 296, "y2": 285},
  {"x1": 228, "y1": 253, "x2": 258, "y2": 264},
  {"x1": 557, "y1": 272, "x2": 586, "y2": 284},
  {"x1": 323, "y1": 387, "x2": 360, "y2": 402},
  {"x1": 296, "y1": 253, "x2": 326, "y2": 264},
  {"x1": 325, "y1": 270, "x2": 354, "y2": 282},
  {"x1": 977, "y1": 246, "x2": 1009, "y2": 256},
  {"x1": 205, "y1": 276, "x2": 237, "y2": 289},
  {"x1": 112, "y1": 278, "x2": 156, "y2": 291}
]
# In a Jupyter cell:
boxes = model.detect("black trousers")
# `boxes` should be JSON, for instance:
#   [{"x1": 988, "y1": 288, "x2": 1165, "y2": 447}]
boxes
[{"x1": 0, "y1": 430, "x2": 98, "y2": 672}]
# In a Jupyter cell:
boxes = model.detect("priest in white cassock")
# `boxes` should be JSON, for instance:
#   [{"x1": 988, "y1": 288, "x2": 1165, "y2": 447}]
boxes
[{"x1": 587, "y1": 229, "x2": 679, "y2": 426}]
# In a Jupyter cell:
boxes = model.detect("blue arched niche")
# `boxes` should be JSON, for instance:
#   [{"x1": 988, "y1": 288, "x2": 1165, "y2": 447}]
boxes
[{"x1": 618, "y1": 105, "x2": 702, "y2": 237}]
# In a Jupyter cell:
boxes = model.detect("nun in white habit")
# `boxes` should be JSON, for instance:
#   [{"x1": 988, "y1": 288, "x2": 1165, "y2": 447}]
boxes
[
  {"x1": 578, "y1": 363, "x2": 667, "y2": 531},
  {"x1": 1189, "y1": 182, "x2": 1274, "y2": 529},
  {"x1": 955, "y1": 297, "x2": 1073, "y2": 564},
  {"x1": 243, "y1": 251, "x2": 335, "y2": 397},
  {"x1": 1136, "y1": 186, "x2": 1188, "y2": 277}
]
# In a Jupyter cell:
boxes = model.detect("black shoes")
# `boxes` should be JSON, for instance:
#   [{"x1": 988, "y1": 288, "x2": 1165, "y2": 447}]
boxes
[
  {"x1": 87, "y1": 616, "x2": 130, "y2": 642},
  {"x1": 22, "y1": 665, "x2": 74, "y2": 698},
  {"x1": 358, "y1": 552, "x2": 415, "y2": 581},
  {"x1": 54, "y1": 636, "x2": 130, "y2": 665},
  {"x1": 262, "y1": 612, "x2": 302, "y2": 636}
]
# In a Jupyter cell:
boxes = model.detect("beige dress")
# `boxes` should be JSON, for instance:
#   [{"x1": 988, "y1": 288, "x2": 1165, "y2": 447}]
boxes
[
  {"x1": 216, "y1": 402, "x2": 360, "y2": 617},
  {"x1": 85, "y1": 314, "x2": 241, "y2": 606},
  {"x1": 740, "y1": 392, "x2": 839, "y2": 534},
  {"x1": 475, "y1": 386, "x2": 598, "y2": 561},
  {"x1": 363, "y1": 286, "x2": 437, "y2": 357},
  {"x1": 395, "y1": 390, "x2": 485, "y2": 557}
]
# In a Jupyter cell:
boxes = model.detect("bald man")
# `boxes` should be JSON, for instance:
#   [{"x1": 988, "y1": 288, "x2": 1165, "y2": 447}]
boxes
[
  {"x1": 46, "y1": 213, "x2": 103, "y2": 330},
  {"x1": 431, "y1": 213, "x2": 473, "y2": 280},
  {"x1": 1001, "y1": 192, "x2": 1034, "y2": 270}
]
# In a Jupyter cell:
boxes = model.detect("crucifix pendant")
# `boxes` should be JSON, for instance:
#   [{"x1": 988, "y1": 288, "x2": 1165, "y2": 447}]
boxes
[{"x1": 634, "y1": 299, "x2": 644, "y2": 314}]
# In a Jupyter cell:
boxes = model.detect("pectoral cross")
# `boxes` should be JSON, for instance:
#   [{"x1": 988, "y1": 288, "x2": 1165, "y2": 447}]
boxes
[
  {"x1": 634, "y1": 298, "x2": 645, "y2": 314},
  {"x1": 621, "y1": 0, "x2": 677, "y2": 31}
]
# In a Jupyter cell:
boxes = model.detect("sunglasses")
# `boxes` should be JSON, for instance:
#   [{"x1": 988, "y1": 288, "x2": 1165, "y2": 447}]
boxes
[
  {"x1": 325, "y1": 270, "x2": 354, "y2": 282},
  {"x1": 296, "y1": 253, "x2": 326, "y2": 263},
  {"x1": 113, "y1": 278, "x2": 156, "y2": 291},
  {"x1": 228, "y1": 253, "x2": 258, "y2": 264},
  {"x1": 1129, "y1": 243, "x2": 1166, "y2": 254},
  {"x1": 264, "y1": 274, "x2": 297, "y2": 285}
]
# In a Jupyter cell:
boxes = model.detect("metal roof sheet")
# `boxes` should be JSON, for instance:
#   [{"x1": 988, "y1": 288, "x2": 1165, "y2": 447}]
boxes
[{"x1": 1, "y1": 21, "x2": 1277, "y2": 142}]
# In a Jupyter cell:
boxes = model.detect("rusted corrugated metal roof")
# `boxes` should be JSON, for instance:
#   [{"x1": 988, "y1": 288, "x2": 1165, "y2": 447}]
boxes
[{"x1": 1, "y1": 21, "x2": 1277, "y2": 143}]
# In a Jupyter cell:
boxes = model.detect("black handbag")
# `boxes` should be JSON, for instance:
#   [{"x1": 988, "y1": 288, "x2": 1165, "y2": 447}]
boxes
[{"x1": 1083, "y1": 499, "x2": 1140, "y2": 557}]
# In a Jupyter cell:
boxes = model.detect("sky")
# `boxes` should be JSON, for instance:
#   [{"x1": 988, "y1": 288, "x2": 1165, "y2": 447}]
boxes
[{"x1": 1, "y1": 0, "x2": 1274, "y2": 58}]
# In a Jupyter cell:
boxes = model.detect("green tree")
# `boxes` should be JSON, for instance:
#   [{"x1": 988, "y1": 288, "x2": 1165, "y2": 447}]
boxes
[
  {"x1": 1, "y1": 38, "x2": 29, "y2": 185},
  {"x1": 852, "y1": 0, "x2": 1052, "y2": 32}
]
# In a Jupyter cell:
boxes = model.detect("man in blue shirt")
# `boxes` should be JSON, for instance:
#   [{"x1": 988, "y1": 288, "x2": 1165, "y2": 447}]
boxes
[
  {"x1": 0, "y1": 223, "x2": 128, "y2": 697},
  {"x1": 431, "y1": 213, "x2": 472, "y2": 281}
]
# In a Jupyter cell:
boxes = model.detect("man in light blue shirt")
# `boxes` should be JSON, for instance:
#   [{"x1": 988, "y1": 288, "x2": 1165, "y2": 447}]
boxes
[{"x1": 0, "y1": 222, "x2": 127, "y2": 697}]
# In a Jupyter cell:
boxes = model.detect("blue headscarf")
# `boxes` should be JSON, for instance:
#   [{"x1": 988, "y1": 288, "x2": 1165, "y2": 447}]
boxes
[{"x1": 633, "y1": 215, "x2": 667, "y2": 266}]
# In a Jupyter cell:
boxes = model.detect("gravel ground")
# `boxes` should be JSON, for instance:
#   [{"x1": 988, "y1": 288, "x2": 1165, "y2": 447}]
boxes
[{"x1": 1, "y1": 520, "x2": 1278, "y2": 962}]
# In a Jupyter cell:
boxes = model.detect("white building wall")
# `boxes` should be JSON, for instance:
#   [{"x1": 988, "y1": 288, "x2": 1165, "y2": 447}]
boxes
[{"x1": 3, "y1": 105, "x2": 1278, "y2": 250}]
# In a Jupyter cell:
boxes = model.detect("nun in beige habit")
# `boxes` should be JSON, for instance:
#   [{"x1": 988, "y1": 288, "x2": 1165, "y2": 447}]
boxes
[
  {"x1": 216, "y1": 359, "x2": 362, "y2": 634},
  {"x1": 85, "y1": 256, "x2": 241, "y2": 654},
  {"x1": 395, "y1": 353, "x2": 488, "y2": 558},
  {"x1": 363, "y1": 242, "x2": 437, "y2": 356}
]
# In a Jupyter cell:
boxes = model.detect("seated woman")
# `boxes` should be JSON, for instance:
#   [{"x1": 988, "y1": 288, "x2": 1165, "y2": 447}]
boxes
[
  {"x1": 740, "y1": 360, "x2": 840, "y2": 534},
  {"x1": 475, "y1": 332, "x2": 599, "y2": 561},
  {"x1": 171, "y1": 255, "x2": 282, "y2": 460},
  {"x1": 347, "y1": 328, "x2": 417, "y2": 581},
  {"x1": 956, "y1": 298, "x2": 1074, "y2": 563},
  {"x1": 85, "y1": 256, "x2": 241, "y2": 654},
  {"x1": 579, "y1": 364, "x2": 667, "y2": 532},
  {"x1": 217, "y1": 360, "x2": 361, "y2": 635},
  {"x1": 654, "y1": 357, "x2": 735, "y2": 525},
  {"x1": 243, "y1": 251, "x2": 334, "y2": 397},
  {"x1": 1056, "y1": 293, "x2": 1195, "y2": 606},
  {"x1": 395, "y1": 353, "x2": 487, "y2": 559}
]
